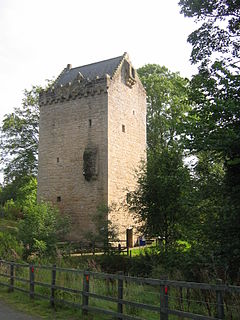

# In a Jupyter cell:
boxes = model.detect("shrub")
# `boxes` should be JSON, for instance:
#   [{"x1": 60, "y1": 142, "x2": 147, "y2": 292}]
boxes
[
  {"x1": 0, "y1": 231, "x2": 23, "y2": 260},
  {"x1": 18, "y1": 202, "x2": 70, "y2": 260},
  {"x1": 3, "y1": 199, "x2": 22, "y2": 220}
]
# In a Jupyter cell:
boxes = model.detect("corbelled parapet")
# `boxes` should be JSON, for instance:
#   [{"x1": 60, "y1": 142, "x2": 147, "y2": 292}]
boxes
[{"x1": 39, "y1": 74, "x2": 111, "y2": 106}]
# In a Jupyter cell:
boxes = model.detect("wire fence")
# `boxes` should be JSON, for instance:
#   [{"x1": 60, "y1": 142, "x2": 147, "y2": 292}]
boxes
[{"x1": 0, "y1": 259, "x2": 240, "y2": 319}]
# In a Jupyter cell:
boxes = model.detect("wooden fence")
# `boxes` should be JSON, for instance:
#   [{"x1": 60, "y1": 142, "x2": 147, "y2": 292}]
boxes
[{"x1": 0, "y1": 259, "x2": 239, "y2": 319}]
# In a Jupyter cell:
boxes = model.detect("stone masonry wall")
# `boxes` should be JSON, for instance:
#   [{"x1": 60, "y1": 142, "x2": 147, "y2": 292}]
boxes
[
  {"x1": 37, "y1": 89, "x2": 108, "y2": 241},
  {"x1": 107, "y1": 59, "x2": 146, "y2": 242}
]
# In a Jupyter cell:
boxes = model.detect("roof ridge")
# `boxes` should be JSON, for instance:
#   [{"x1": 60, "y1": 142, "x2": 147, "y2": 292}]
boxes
[
  {"x1": 68, "y1": 54, "x2": 124, "y2": 71},
  {"x1": 55, "y1": 53, "x2": 127, "y2": 86}
]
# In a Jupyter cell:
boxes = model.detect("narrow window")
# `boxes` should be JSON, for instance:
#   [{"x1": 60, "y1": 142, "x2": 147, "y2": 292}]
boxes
[
  {"x1": 122, "y1": 125, "x2": 125, "y2": 133},
  {"x1": 57, "y1": 196, "x2": 61, "y2": 202},
  {"x1": 133, "y1": 110, "x2": 135, "y2": 115},
  {"x1": 57, "y1": 157, "x2": 59, "y2": 163},
  {"x1": 131, "y1": 67, "x2": 135, "y2": 78},
  {"x1": 89, "y1": 119, "x2": 92, "y2": 127}
]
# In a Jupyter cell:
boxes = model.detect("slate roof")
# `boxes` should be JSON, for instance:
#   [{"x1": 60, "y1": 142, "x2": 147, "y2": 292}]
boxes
[{"x1": 55, "y1": 54, "x2": 125, "y2": 86}]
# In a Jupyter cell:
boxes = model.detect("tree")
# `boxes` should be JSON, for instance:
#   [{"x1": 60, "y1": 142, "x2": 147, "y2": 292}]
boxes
[
  {"x1": 179, "y1": 0, "x2": 240, "y2": 203},
  {"x1": 127, "y1": 65, "x2": 192, "y2": 248},
  {"x1": 179, "y1": 0, "x2": 240, "y2": 279},
  {"x1": 0, "y1": 86, "x2": 41, "y2": 183},
  {"x1": 185, "y1": 152, "x2": 225, "y2": 245},
  {"x1": 128, "y1": 146, "x2": 191, "y2": 248},
  {"x1": 137, "y1": 65, "x2": 190, "y2": 151},
  {"x1": 0, "y1": 80, "x2": 54, "y2": 184},
  {"x1": 179, "y1": 0, "x2": 240, "y2": 68},
  {"x1": 179, "y1": 0, "x2": 240, "y2": 163}
]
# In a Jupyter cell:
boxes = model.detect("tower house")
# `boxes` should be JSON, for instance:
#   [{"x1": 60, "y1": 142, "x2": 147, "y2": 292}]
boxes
[{"x1": 38, "y1": 53, "x2": 146, "y2": 241}]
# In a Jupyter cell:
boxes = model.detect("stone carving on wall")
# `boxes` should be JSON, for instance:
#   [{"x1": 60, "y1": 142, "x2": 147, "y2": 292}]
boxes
[
  {"x1": 124, "y1": 60, "x2": 136, "y2": 88},
  {"x1": 83, "y1": 146, "x2": 98, "y2": 181}
]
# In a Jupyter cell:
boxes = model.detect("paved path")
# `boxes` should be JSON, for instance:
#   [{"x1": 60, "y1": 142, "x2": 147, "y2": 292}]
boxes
[{"x1": 0, "y1": 301, "x2": 42, "y2": 320}]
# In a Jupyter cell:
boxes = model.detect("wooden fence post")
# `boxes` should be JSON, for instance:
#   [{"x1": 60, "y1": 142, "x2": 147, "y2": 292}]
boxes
[
  {"x1": 9, "y1": 262, "x2": 14, "y2": 292},
  {"x1": 160, "y1": 276, "x2": 168, "y2": 320},
  {"x1": 50, "y1": 264, "x2": 56, "y2": 308},
  {"x1": 216, "y1": 279, "x2": 224, "y2": 319},
  {"x1": 82, "y1": 271, "x2": 90, "y2": 316},
  {"x1": 118, "y1": 271, "x2": 124, "y2": 319},
  {"x1": 29, "y1": 265, "x2": 35, "y2": 299}
]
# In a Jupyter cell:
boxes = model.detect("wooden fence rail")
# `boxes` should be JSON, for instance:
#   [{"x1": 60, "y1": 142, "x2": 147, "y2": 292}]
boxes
[{"x1": 0, "y1": 259, "x2": 239, "y2": 319}]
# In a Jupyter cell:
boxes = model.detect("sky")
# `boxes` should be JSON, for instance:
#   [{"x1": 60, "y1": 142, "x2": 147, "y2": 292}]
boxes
[{"x1": 0, "y1": 0, "x2": 198, "y2": 124}]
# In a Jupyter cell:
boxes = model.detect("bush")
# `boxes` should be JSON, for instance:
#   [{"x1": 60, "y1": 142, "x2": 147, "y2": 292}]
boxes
[
  {"x1": 18, "y1": 202, "x2": 70, "y2": 260},
  {"x1": 3, "y1": 199, "x2": 22, "y2": 220},
  {"x1": 0, "y1": 231, "x2": 23, "y2": 260}
]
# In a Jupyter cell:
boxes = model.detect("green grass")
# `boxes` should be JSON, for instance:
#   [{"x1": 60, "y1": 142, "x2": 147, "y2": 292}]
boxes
[
  {"x1": 0, "y1": 217, "x2": 239, "y2": 319},
  {"x1": 0, "y1": 286, "x2": 111, "y2": 320},
  {"x1": 0, "y1": 218, "x2": 18, "y2": 235},
  {"x1": 3, "y1": 263, "x2": 238, "y2": 320}
]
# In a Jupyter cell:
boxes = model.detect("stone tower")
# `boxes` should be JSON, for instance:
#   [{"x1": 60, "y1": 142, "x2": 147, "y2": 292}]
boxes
[{"x1": 38, "y1": 53, "x2": 146, "y2": 241}]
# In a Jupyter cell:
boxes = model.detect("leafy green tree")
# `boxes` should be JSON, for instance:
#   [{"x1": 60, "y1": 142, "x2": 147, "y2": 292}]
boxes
[
  {"x1": 179, "y1": 0, "x2": 240, "y2": 279},
  {"x1": 0, "y1": 86, "x2": 41, "y2": 183},
  {"x1": 18, "y1": 202, "x2": 70, "y2": 259},
  {"x1": 15, "y1": 176, "x2": 37, "y2": 209},
  {"x1": 0, "y1": 176, "x2": 37, "y2": 219},
  {"x1": 179, "y1": 0, "x2": 240, "y2": 67},
  {"x1": 185, "y1": 152, "x2": 225, "y2": 244},
  {"x1": 127, "y1": 65, "x2": 192, "y2": 248},
  {"x1": 128, "y1": 146, "x2": 191, "y2": 248},
  {"x1": 0, "y1": 177, "x2": 28, "y2": 205},
  {"x1": 179, "y1": 0, "x2": 240, "y2": 165},
  {"x1": 137, "y1": 65, "x2": 190, "y2": 151}
]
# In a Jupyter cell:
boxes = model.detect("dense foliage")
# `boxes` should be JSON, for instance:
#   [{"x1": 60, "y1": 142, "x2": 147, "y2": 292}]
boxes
[
  {"x1": 128, "y1": 147, "x2": 191, "y2": 247},
  {"x1": 18, "y1": 202, "x2": 70, "y2": 259},
  {"x1": 0, "y1": 86, "x2": 41, "y2": 183},
  {"x1": 179, "y1": 0, "x2": 240, "y2": 280},
  {"x1": 179, "y1": 0, "x2": 240, "y2": 67},
  {"x1": 138, "y1": 65, "x2": 190, "y2": 151},
  {"x1": 128, "y1": 65, "x2": 192, "y2": 249}
]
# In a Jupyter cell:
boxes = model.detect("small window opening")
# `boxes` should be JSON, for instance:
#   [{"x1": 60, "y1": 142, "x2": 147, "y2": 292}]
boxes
[
  {"x1": 57, "y1": 196, "x2": 61, "y2": 202},
  {"x1": 122, "y1": 125, "x2": 125, "y2": 133},
  {"x1": 89, "y1": 119, "x2": 92, "y2": 127},
  {"x1": 57, "y1": 157, "x2": 59, "y2": 163},
  {"x1": 133, "y1": 110, "x2": 135, "y2": 115},
  {"x1": 131, "y1": 67, "x2": 135, "y2": 78}
]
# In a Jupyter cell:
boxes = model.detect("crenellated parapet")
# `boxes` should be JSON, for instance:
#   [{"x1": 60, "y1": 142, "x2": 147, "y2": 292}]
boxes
[{"x1": 39, "y1": 74, "x2": 111, "y2": 106}]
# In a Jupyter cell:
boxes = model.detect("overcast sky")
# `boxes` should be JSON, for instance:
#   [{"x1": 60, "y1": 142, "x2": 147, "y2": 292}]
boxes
[{"x1": 0, "y1": 0, "x2": 198, "y2": 124}]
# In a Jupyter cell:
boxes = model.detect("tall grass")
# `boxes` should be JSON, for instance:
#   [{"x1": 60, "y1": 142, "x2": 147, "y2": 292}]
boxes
[{"x1": 0, "y1": 260, "x2": 240, "y2": 320}]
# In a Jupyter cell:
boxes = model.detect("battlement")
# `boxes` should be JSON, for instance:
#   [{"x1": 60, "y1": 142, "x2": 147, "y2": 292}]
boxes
[{"x1": 39, "y1": 75, "x2": 110, "y2": 106}]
